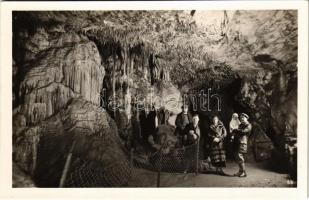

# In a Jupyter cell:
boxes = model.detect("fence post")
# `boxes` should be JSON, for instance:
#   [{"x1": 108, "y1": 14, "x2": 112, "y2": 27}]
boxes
[
  {"x1": 130, "y1": 148, "x2": 134, "y2": 167},
  {"x1": 59, "y1": 141, "x2": 76, "y2": 187},
  {"x1": 156, "y1": 151, "x2": 162, "y2": 187},
  {"x1": 195, "y1": 138, "x2": 200, "y2": 175}
]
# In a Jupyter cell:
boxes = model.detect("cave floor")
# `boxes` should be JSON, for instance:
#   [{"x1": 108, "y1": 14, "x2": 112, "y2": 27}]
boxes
[{"x1": 129, "y1": 161, "x2": 295, "y2": 187}]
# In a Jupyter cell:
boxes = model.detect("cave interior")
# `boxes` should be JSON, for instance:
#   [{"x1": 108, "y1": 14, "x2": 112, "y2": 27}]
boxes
[{"x1": 12, "y1": 10, "x2": 297, "y2": 187}]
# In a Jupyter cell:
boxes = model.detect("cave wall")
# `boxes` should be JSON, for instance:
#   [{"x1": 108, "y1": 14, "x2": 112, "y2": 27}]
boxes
[{"x1": 237, "y1": 66, "x2": 297, "y2": 152}]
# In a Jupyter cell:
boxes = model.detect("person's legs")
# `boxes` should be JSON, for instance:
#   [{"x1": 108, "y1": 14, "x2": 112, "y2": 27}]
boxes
[
  {"x1": 238, "y1": 143, "x2": 247, "y2": 177},
  {"x1": 216, "y1": 167, "x2": 221, "y2": 174},
  {"x1": 215, "y1": 161, "x2": 226, "y2": 175},
  {"x1": 216, "y1": 166, "x2": 224, "y2": 173},
  {"x1": 211, "y1": 145, "x2": 226, "y2": 173},
  {"x1": 239, "y1": 162, "x2": 245, "y2": 172},
  {"x1": 238, "y1": 152, "x2": 247, "y2": 177},
  {"x1": 183, "y1": 146, "x2": 193, "y2": 173},
  {"x1": 233, "y1": 152, "x2": 243, "y2": 176}
]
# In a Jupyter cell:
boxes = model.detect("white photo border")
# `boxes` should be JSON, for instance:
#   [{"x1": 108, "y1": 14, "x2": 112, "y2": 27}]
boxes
[{"x1": 0, "y1": 1, "x2": 308, "y2": 199}]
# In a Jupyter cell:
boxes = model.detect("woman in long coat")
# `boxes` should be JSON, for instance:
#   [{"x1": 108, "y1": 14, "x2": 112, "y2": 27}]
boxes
[
  {"x1": 228, "y1": 113, "x2": 241, "y2": 157},
  {"x1": 208, "y1": 116, "x2": 227, "y2": 175}
]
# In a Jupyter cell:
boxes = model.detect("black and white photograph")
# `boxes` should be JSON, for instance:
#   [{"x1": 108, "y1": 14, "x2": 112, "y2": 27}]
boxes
[
  {"x1": 0, "y1": 1, "x2": 308, "y2": 198},
  {"x1": 10, "y1": 9, "x2": 300, "y2": 188}
]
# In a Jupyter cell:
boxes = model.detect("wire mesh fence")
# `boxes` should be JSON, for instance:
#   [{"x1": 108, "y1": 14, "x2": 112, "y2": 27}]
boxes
[
  {"x1": 62, "y1": 138, "x2": 200, "y2": 187},
  {"x1": 149, "y1": 139, "x2": 200, "y2": 173},
  {"x1": 64, "y1": 158, "x2": 132, "y2": 187},
  {"x1": 34, "y1": 125, "x2": 75, "y2": 187},
  {"x1": 35, "y1": 125, "x2": 201, "y2": 187}
]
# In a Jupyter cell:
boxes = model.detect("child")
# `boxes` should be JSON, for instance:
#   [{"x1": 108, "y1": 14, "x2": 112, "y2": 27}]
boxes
[{"x1": 229, "y1": 113, "x2": 241, "y2": 142}]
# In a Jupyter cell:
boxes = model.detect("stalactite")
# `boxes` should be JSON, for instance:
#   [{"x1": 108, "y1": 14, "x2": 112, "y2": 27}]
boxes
[{"x1": 18, "y1": 33, "x2": 104, "y2": 125}]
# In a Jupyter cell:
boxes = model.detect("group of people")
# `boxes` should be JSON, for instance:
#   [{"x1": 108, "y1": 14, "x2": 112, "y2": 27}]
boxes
[{"x1": 175, "y1": 104, "x2": 252, "y2": 178}]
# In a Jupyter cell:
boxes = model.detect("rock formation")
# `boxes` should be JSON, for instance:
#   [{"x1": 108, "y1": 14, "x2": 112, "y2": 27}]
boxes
[
  {"x1": 12, "y1": 10, "x2": 297, "y2": 186},
  {"x1": 16, "y1": 31, "x2": 104, "y2": 125}
]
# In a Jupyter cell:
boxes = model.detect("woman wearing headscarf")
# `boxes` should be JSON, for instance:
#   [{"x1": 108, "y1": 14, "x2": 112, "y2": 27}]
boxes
[
  {"x1": 229, "y1": 113, "x2": 241, "y2": 136},
  {"x1": 208, "y1": 116, "x2": 227, "y2": 175},
  {"x1": 229, "y1": 113, "x2": 241, "y2": 153}
]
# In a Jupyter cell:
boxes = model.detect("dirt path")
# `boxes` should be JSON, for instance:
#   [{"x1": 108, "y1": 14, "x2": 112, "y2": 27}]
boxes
[
  {"x1": 130, "y1": 161, "x2": 295, "y2": 187},
  {"x1": 172, "y1": 162, "x2": 293, "y2": 187}
]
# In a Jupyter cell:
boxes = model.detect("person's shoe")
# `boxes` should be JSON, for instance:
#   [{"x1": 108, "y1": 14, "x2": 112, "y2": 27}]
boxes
[
  {"x1": 238, "y1": 171, "x2": 247, "y2": 178},
  {"x1": 233, "y1": 171, "x2": 242, "y2": 176},
  {"x1": 217, "y1": 170, "x2": 227, "y2": 176}
]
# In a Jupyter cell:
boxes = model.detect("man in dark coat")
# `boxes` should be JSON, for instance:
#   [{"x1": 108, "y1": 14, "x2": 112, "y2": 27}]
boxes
[
  {"x1": 232, "y1": 113, "x2": 252, "y2": 177},
  {"x1": 182, "y1": 114, "x2": 200, "y2": 173},
  {"x1": 183, "y1": 114, "x2": 200, "y2": 145},
  {"x1": 175, "y1": 104, "x2": 192, "y2": 146}
]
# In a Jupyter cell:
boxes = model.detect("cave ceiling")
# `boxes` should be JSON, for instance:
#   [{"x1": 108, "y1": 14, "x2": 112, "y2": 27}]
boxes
[{"x1": 14, "y1": 10, "x2": 297, "y2": 75}]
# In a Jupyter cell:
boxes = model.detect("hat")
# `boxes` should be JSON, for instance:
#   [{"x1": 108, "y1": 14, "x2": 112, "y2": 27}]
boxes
[
  {"x1": 240, "y1": 113, "x2": 249, "y2": 119},
  {"x1": 192, "y1": 113, "x2": 199, "y2": 118}
]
